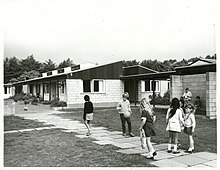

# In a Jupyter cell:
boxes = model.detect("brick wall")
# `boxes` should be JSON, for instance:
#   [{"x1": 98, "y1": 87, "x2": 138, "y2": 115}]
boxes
[
  {"x1": 171, "y1": 72, "x2": 216, "y2": 119},
  {"x1": 206, "y1": 72, "x2": 216, "y2": 119},
  {"x1": 170, "y1": 75, "x2": 183, "y2": 100},
  {"x1": 182, "y1": 74, "x2": 207, "y2": 113},
  {"x1": 66, "y1": 79, "x2": 124, "y2": 107}
]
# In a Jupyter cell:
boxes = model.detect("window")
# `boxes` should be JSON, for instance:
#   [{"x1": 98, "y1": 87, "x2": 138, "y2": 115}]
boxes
[
  {"x1": 83, "y1": 80, "x2": 105, "y2": 93},
  {"x1": 141, "y1": 80, "x2": 160, "y2": 92},
  {"x1": 4, "y1": 87, "x2": 7, "y2": 94},
  {"x1": 94, "y1": 80, "x2": 99, "y2": 92},
  {"x1": 145, "y1": 80, "x2": 150, "y2": 91},
  {"x1": 83, "y1": 80, "x2": 91, "y2": 92},
  {"x1": 44, "y1": 83, "x2": 49, "y2": 93},
  {"x1": 59, "y1": 81, "x2": 65, "y2": 93}
]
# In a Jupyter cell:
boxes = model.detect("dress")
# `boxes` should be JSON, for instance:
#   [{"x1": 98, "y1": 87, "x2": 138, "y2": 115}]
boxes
[
  {"x1": 141, "y1": 110, "x2": 156, "y2": 137},
  {"x1": 166, "y1": 108, "x2": 184, "y2": 133}
]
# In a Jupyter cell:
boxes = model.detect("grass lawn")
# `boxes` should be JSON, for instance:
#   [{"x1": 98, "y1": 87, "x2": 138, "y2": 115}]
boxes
[
  {"x1": 4, "y1": 113, "x2": 155, "y2": 167},
  {"x1": 4, "y1": 115, "x2": 53, "y2": 131},
  {"x1": 4, "y1": 106, "x2": 216, "y2": 167},
  {"x1": 58, "y1": 107, "x2": 217, "y2": 153}
]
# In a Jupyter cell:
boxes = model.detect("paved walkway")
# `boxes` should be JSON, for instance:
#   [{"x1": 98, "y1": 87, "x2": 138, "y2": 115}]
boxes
[{"x1": 5, "y1": 101, "x2": 217, "y2": 168}]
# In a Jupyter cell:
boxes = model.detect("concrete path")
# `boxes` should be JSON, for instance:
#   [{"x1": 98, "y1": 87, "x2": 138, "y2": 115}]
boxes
[{"x1": 5, "y1": 101, "x2": 217, "y2": 168}]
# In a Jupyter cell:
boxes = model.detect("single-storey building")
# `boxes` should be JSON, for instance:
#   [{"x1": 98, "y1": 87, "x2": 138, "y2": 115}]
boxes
[{"x1": 4, "y1": 59, "x2": 216, "y2": 119}]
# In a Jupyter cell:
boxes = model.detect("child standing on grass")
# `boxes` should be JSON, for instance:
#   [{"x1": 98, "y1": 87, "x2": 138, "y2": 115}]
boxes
[
  {"x1": 83, "y1": 95, "x2": 93, "y2": 136},
  {"x1": 139, "y1": 98, "x2": 157, "y2": 159},
  {"x1": 23, "y1": 93, "x2": 29, "y2": 111},
  {"x1": 116, "y1": 92, "x2": 135, "y2": 137},
  {"x1": 184, "y1": 104, "x2": 196, "y2": 153},
  {"x1": 166, "y1": 98, "x2": 184, "y2": 154}
]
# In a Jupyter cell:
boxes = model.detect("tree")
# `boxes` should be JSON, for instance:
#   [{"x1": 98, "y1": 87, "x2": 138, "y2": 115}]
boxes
[
  {"x1": 20, "y1": 55, "x2": 41, "y2": 72},
  {"x1": 57, "y1": 58, "x2": 75, "y2": 69},
  {"x1": 41, "y1": 59, "x2": 57, "y2": 73},
  {"x1": 205, "y1": 54, "x2": 216, "y2": 59},
  {"x1": 4, "y1": 56, "x2": 22, "y2": 84},
  {"x1": 122, "y1": 60, "x2": 139, "y2": 67}
]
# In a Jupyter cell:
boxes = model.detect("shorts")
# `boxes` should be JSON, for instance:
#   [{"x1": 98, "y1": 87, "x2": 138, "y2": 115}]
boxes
[
  {"x1": 184, "y1": 127, "x2": 193, "y2": 135},
  {"x1": 86, "y1": 113, "x2": 93, "y2": 120}
]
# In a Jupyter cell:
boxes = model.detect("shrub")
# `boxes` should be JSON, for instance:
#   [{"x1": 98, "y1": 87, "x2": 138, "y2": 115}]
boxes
[
  {"x1": 150, "y1": 90, "x2": 170, "y2": 105},
  {"x1": 31, "y1": 97, "x2": 39, "y2": 105},
  {"x1": 50, "y1": 99, "x2": 67, "y2": 107}
]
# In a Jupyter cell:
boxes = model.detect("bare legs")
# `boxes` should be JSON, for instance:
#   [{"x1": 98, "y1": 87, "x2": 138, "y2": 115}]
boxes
[
  {"x1": 168, "y1": 131, "x2": 179, "y2": 153},
  {"x1": 84, "y1": 120, "x2": 91, "y2": 135},
  {"x1": 146, "y1": 137, "x2": 156, "y2": 158},
  {"x1": 188, "y1": 135, "x2": 194, "y2": 151}
]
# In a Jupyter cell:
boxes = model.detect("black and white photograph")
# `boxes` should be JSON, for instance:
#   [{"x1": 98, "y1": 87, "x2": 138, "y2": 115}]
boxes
[{"x1": 0, "y1": 0, "x2": 218, "y2": 168}]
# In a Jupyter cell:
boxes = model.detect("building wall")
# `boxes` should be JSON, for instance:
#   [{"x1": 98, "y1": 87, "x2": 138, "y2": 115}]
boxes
[
  {"x1": 206, "y1": 72, "x2": 216, "y2": 119},
  {"x1": 66, "y1": 79, "x2": 124, "y2": 107},
  {"x1": 170, "y1": 75, "x2": 183, "y2": 100},
  {"x1": 170, "y1": 72, "x2": 216, "y2": 118}
]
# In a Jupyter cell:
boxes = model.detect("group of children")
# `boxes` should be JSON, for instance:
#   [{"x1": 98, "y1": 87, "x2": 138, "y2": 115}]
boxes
[{"x1": 83, "y1": 91, "x2": 197, "y2": 160}]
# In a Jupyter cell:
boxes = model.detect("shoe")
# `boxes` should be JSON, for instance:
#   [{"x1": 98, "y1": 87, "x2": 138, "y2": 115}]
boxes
[
  {"x1": 185, "y1": 149, "x2": 194, "y2": 154},
  {"x1": 129, "y1": 133, "x2": 135, "y2": 137},
  {"x1": 146, "y1": 156, "x2": 154, "y2": 159},
  {"x1": 172, "y1": 151, "x2": 180, "y2": 154},
  {"x1": 153, "y1": 151, "x2": 157, "y2": 156},
  {"x1": 86, "y1": 132, "x2": 91, "y2": 136},
  {"x1": 122, "y1": 133, "x2": 126, "y2": 136},
  {"x1": 167, "y1": 150, "x2": 172, "y2": 153}
]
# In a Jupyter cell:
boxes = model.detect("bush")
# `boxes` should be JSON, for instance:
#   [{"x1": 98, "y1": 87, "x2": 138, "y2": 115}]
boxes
[
  {"x1": 150, "y1": 90, "x2": 170, "y2": 105},
  {"x1": 50, "y1": 99, "x2": 67, "y2": 107},
  {"x1": 31, "y1": 97, "x2": 39, "y2": 105}
]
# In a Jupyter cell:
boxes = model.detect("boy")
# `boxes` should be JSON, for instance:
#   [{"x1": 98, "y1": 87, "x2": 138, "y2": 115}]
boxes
[{"x1": 117, "y1": 92, "x2": 135, "y2": 137}]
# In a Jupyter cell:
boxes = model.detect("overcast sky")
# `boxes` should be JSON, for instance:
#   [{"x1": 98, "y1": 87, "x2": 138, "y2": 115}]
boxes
[{"x1": 0, "y1": 0, "x2": 217, "y2": 65}]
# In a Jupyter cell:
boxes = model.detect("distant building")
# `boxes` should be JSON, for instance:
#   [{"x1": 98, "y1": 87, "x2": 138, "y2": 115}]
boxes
[{"x1": 4, "y1": 59, "x2": 216, "y2": 119}]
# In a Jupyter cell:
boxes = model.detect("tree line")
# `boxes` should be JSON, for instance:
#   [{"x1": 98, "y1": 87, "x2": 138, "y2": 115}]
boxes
[
  {"x1": 4, "y1": 55, "x2": 75, "y2": 83},
  {"x1": 4, "y1": 54, "x2": 216, "y2": 84}
]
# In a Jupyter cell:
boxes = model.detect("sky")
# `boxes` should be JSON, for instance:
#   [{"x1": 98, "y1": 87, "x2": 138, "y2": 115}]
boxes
[{"x1": 0, "y1": 0, "x2": 218, "y2": 65}]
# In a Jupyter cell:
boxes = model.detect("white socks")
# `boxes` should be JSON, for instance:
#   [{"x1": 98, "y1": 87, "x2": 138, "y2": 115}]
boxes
[
  {"x1": 168, "y1": 144, "x2": 172, "y2": 150},
  {"x1": 173, "y1": 144, "x2": 178, "y2": 152}
]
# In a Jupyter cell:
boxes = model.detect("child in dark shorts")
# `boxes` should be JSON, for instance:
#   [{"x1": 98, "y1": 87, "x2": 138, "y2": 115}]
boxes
[
  {"x1": 139, "y1": 98, "x2": 157, "y2": 159},
  {"x1": 184, "y1": 104, "x2": 196, "y2": 153}
]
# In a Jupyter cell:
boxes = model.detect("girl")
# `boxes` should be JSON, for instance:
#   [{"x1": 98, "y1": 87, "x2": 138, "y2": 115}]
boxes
[
  {"x1": 139, "y1": 98, "x2": 157, "y2": 159},
  {"x1": 184, "y1": 104, "x2": 196, "y2": 153},
  {"x1": 83, "y1": 95, "x2": 94, "y2": 136},
  {"x1": 166, "y1": 98, "x2": 184, "y2": 154}
]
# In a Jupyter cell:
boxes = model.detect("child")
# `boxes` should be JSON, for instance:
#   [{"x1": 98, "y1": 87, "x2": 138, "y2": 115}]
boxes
[
  {"x1": 166, "y1": 98, "x2": 184, "y2": 154},
  {"x1": 116, "y1": 92, "x2": 135, "y2": 137},
  {"x1": 139, "y1": 98, "x2": 157, "y2": 159},
  {"x1": 194, "y1": 96, "x2": 201, "y2": 115},
  {"x1": 184, "y1": 104, "x2": 196, "y2": 153},
  {"x1": 23, "y1": 94, "x2": 29, "y2": 111},
  {"x1": 182, "y1": 88, "x2": 192, "y2": 104},
  {"x1": 83, "y1": 95, "x2": 94, "y2": 136}
]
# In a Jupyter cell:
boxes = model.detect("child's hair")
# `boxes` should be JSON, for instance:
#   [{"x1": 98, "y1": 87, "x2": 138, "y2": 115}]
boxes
[
  {"x1": 169, "y1": 98, "x2": 180, "y2": 119},
  {"x1": 196, "y1": 96, "x2": 200, "y2": 99},
  {"x1": 122, "y1": 92, "x2": 129, "y2": 99},
  {"x1": 84, "y1": 95, "x2": 90, "y2": 101},
  {"x1": 185, "y1": 103, "x2": 194, "y2": 111},
  {"x1": 140, "y1": 98, "x2": 153, "y2": 116}
]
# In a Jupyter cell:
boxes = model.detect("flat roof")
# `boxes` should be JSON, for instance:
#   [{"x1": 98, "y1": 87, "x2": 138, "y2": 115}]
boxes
[{"x1": 120, "y1": 71, "x2": 175, "y2": 80}]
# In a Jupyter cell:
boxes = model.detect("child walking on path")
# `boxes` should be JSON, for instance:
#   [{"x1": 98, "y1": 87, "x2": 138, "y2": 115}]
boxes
[
  {"x1": 116, "y1": 92, "x2": 135, "y2": 137},
  {"x1": 83, "y1": 95, "x2": 94, "y2": 136},
  {"x1": 166, "y1": 98, "x2": 184, "y2": 154},
  {"x1": 139, "y1": 98, "x2": 157, "y2": 159},
  {"x1": 184, "y1": 104, "x2": 196, "y2": 153}
]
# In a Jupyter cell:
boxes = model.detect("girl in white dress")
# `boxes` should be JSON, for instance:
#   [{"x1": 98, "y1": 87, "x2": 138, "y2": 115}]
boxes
[{"x1": 166, "y1": 98, "x2": 184, "y2": 154}]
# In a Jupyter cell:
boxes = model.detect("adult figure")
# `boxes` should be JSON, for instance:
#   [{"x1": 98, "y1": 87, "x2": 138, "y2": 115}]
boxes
[{"x1": 182, "y1": 88, "x2": 192, "y2": 104}]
